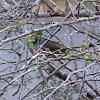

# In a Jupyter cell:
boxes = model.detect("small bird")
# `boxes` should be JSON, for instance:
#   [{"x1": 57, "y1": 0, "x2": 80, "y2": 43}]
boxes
[{"x1": 28, "y1": 36, "x2": 64, "y2": 55}]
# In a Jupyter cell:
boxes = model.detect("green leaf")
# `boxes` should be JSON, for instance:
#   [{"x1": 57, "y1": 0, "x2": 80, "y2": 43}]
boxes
[
  {"x1": 24, "y1": 38, "x2": 29, "y2": 44},
  {"x1": 64, "y1": 34, "x2": 67, "y2": 38},
  {"x1": 83, "y1": 41, "x2": 88, "y2": 47},
  {"x1": 83, "y1": 54, "x2": 94, "y2": 64},
  {"x1": 29, "y1": 37, "x2": 35, "y2": 42},
  {"x1": 87, "y1": 60, "x2": 91, "y2": 64},
  {"x1": 83, "y1": 43, "x2": 86, "y2": 47},
  {"x1": 83, "y1": 55, "x2": 88, "y2": 59},
  {"x1": 36, "y1": 31, "x2": 42, "y2": 35},
  {"x1": 50, "y1": 81, "x2": 54, "y2": 86},
  {"x1": 58, "y1": 50, "x2": 63, "y2": 54},
  {"x1": 31, "y1": 5, "x2": 37, "y2": 12},
  {"x1": 28, "y1": 41, "x2": 33, "y2": 48},
  {"x1": 88, "y1": 54, "x2": 94, "y2": 58}
]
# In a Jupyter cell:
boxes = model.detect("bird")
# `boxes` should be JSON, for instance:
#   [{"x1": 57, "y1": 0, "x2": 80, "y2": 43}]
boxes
[{"x1": 28, "y1": 36, "x2": 65, "y2": 56}]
